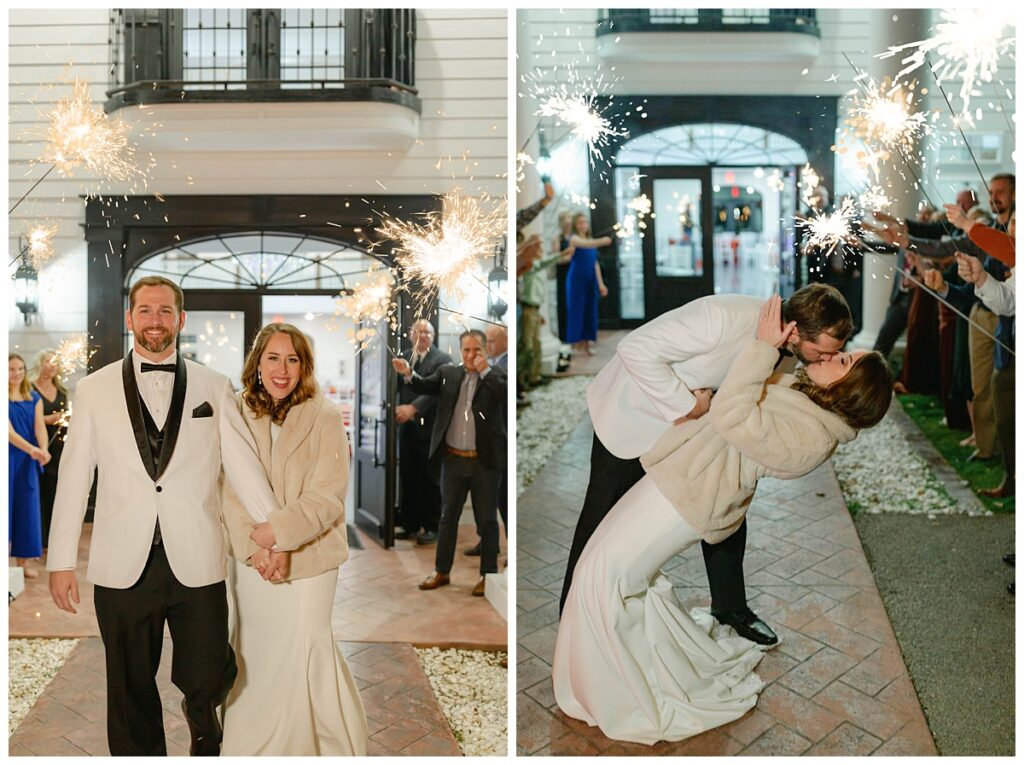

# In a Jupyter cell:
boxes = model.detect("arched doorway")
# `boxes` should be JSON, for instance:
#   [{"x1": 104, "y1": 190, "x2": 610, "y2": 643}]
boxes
[
  {"x1": 130, "y1": 231, "x2": 400, "y2": 548},
  {"x1": 614, "y1": 122, "x2": 809, "y2": 319},
  {"x1": 579, "y1": 94, "x2": 837, "y2": 325},
  {"x1": 85, "y1": 193, "x2": 442, "y2": 548}
]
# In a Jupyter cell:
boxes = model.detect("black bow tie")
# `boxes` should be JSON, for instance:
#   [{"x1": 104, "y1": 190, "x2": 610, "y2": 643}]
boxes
[{"x1": 141, "y1": 362, "x2": 176, "y2": 373}]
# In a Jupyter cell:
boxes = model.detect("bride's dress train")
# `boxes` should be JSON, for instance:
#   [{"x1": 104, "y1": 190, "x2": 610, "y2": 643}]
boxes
[{"x1": 553, "y1": 475, "x2": 769, "y2": 745}]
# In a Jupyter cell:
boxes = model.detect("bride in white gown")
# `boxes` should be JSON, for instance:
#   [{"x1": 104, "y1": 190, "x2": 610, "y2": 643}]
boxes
[{"x1": 553, "y1": 297, "x2": 894, "y2": 745}]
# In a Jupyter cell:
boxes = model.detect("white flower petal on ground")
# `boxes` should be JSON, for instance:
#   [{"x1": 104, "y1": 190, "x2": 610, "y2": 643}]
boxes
[
  {"x1": 8, "y1": 638, "x2": 79, "y2": 734},
  {"x1": 833, "y1": 415, "x2": 986, "y2": 516},
  {"x1": 415, "y1": 647, "x2": 507, "y2": 756},
  {"x1": 516, "y1": 376, "x2": 593, "y2": 496}
]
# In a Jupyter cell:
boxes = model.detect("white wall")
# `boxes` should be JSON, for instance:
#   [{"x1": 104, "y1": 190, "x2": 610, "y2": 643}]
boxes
[
  {"x1": 8, "y1": 8, "x2": 508, "y2": 374},
  {"x1": 518, "y1": 8, "x2": 1015, "y2": 202}
]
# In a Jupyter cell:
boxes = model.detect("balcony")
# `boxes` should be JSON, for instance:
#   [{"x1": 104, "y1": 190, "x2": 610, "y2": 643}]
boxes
[
  {"x1": 595, "y1": 9, "x2": 820, "y2": 66},
  {"x1": 106, "y1": 9, "x2": 420, "y2": 163}
]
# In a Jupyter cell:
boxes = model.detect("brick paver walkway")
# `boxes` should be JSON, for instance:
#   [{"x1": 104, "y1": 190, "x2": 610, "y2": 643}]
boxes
[
  {"x1": 516, "y1": 418, "x2": 938, "y2": 756},
  {"x1": 10, "y1": 517, "x2": 506, "y2": 648},
  {"x1": 8, "y1": 638, "x2": 461, "y2": 756}
]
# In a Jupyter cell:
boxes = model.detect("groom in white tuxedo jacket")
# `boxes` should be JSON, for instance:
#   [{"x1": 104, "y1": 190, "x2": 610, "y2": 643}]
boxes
[
  {"x1": 47, "y1": 276, "x2": 283, "y2": 756},
  {"x1": 560, "y1": 284, "x2": 854, "y2": 645}
]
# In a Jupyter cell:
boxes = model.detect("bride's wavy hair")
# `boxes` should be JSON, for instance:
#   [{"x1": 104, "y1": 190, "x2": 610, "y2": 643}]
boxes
[
  {"x1": 241, "y1": 323, "x2": 318, "y2": 424},
  {"x1": 792, "y1": 351, "x2": 893, "y2": 429}
]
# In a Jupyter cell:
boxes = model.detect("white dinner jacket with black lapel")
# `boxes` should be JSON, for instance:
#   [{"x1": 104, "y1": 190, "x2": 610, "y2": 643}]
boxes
[
  {"x1": 47, "y1": 351, "x2": 281, "y2": 589},
  {"x1": 586, "y1": 293, "x2": 769, "y2": 460}
]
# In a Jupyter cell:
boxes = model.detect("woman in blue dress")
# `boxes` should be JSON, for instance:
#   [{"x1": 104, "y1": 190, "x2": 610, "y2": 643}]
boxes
[
  {"x1": 8, "y1": 353, "x2": 50, "y2": 577},
  {"x1": 565, "y1": 212, "x2": 612, "y2": 355}
]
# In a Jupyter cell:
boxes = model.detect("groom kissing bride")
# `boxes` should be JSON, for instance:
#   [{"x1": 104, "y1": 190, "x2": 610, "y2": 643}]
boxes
[{"x1": 554, "y1": 284, "x2": 894, "y2": 743}]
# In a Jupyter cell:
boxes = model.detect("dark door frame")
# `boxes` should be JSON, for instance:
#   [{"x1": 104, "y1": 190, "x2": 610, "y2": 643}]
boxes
[
  {"x1": 638, "y1": 166, "x2": 714, "y2": 322},
  {"x1": 588, "y1": 95, "x2": 838, "y2": 327},
  {"x1": 84, "y1": 193, "x2": 442, "y2": 371}
]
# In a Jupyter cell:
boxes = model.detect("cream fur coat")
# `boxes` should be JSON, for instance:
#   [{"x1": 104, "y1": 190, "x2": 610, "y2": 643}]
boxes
[
  {"x1": 641, "y1": 339, "x2": 858, "y2": 543},
  {"x1": 222, "y1": 392, "x2": 350, "y2": 581}
]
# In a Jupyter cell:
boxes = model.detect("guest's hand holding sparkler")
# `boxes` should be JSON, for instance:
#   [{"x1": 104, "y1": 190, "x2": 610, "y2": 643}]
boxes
[
  {"x1": 944, "y1": 204, "x2": 976, "y2": 234},
  {"x1": 955, "y1": 251, "x2": 988, "y2": 287},
  {"x1": 923, "y1": 268, "x2": 946, "y2": 292},
  {"x1": 30, "y1": 445, "x2": 51, "y2": 466},
  {"x1": 392, "y1": 358, "x2": 412, "y2": 376},
  {"x1": 863, "y1": 211, "x2": 909, "y2": 248}
]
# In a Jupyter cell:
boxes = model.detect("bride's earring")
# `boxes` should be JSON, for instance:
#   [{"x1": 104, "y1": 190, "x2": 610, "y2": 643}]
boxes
[{"x1": 258, "y1": 370, "x2": 263, "y2": 387}]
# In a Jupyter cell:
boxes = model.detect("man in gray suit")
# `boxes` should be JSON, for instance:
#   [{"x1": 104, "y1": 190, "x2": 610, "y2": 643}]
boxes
[{"x1": 394, "y1": 319, "x2": 451, "y2": 544}]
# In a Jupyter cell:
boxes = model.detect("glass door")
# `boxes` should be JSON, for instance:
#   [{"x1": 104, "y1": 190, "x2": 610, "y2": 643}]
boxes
[
  {"x1": 352, "y1": 315, "x2": 397, "y2": 547},
  {"x1": 639, "y1": 166, "x2": 714, "y2": 319}
]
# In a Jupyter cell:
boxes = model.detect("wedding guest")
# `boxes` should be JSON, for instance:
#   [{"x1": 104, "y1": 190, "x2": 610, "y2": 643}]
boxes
[
  {"x1": 394, "y1": 319, "x2": 450, "y2": 544},
  {"x1": 565, "y1": 212, "x2": 611, "y2": 356},
  {"x1": 31, "y1": 349, "x2": 69, "y2": 548},
  {"x1": 9, "y1": 353, "x2": 49, "y2": 577},
  {"x1": 393, "y1": 330, "x2": 507, "y2": 596}
]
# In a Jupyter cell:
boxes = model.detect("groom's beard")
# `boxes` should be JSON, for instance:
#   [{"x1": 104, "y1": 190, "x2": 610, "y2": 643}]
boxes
[{"x1": 135, "y1": 327, "x2": 177, "y2": 354}]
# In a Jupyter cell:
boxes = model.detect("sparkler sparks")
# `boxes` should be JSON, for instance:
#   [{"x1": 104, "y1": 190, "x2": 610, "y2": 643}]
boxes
[
  {"x1": 523, "y1": 64, "x2": 626, "y2": 169},
  {"x1": 859, "y1": 185, "x2": 894, "y2": 212},
  {"x1": 49, "y1": 402, "x2": 73, "y2": 447},
  {"x1": 40, "y1": 79, "x2": 140, "y2": 183},
  {"x1": 798, "y1": 197, "x2": 858, "y2": 253},
  {"x1": 799, "y1": 164, "x2": 823, "y2": 208},
  {"x1": 836, "y1": 78, "x2": 929, "y2": 180},
  {"x1": 878, "y1": 8, "x2": 1016, "y2": 116},
  {"x1": 52, "y1": 333, "x2": 94, "y2": 378},
  {"x1": 377, "y1": 191, "x2": 507, "y2": 314},
  {"x1": 335, "y1": 268, "x2": 398, "y2": 352},
  {"x1": 24, "y1": 223, "x2": 59, "y2": 268},
  {"x1": 515, "y1": 152, "x2": 535, "y2": 183}
]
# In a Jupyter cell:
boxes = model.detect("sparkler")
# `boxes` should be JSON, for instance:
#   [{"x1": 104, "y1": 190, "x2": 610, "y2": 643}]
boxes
[
  {"x1": 523, "y1": 64, "x2": 626, "y2": 169},
  {"x1": 40, "y1": 78, "x2": 139, "y2": 182},
  {"x1": 837, "y1": 77, "x2": 929, "y2": 181},
  {"x1": 797, "y1": 197, "x2": 858, "y2": 253},
  {"x1": 52, "y1": 334, "x2": 93, "y2": 379},
  {"x1": 25, "y1": 223, "x2": 59, "y2": 268},
  {"x1": 335, "y1": 268, "x2": 398, "y2": 352},
  {"x1": 377, "y1": 191, "x2": 507, "y2": 313},
  {"x1": 878, "y1": 8, "x2": 1016, "y2": 117}
]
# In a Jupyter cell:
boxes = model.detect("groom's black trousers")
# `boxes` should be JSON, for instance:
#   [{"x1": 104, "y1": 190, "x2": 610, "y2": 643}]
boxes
[
  {"x1": 559, "y1": 432, "x2": 749, "y2": 615},
  {"x1": 93, "y1": 543, "x2": 237, "y2": 756}
]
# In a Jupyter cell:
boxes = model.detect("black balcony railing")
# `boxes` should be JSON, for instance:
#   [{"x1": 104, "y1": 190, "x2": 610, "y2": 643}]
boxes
[
  {"x1": 597, "y1": 9, "x2": 819, "y2": 37},
  {"x1": 106, "y1": 8, "x2": 418, "y2": 112}
]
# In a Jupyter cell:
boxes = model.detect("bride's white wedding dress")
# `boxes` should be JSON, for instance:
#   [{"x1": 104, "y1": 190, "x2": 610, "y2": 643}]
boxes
[{"x1": 552, "y1": 476, "x2": 768, "y2": 745}]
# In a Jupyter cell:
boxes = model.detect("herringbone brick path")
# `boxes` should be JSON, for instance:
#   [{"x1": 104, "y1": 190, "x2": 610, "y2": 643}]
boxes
[
  {"x1": 8, "y1": 638, "x2": 461, "y2": 756},
  {"x1": 516, "y1": 418, "x2": 936, "y2": 756}
]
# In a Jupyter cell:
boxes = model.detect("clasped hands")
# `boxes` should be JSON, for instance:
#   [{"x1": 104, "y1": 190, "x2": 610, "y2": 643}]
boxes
[{"x1": 249, "y1": 522, "x2": 289, "y2": 582}]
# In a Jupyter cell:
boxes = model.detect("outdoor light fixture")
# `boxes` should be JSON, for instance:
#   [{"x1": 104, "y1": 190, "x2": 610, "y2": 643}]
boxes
[
  {"x1": 487, "y1": 238, "x2": 508, "y2": 321},
  {"x1": 536, "y1": 131, "x2": 553, "y2": 183},
  {"x1": 14, "y1": 241, "x2": 39, "y2": 325}
]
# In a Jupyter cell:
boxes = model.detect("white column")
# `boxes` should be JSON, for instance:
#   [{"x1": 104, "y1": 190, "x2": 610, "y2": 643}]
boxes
[
  {"x1": 516, "y1": 11, "x2": 564, "y2": 377},
  {"x1": 853, "y1": 9, "x2": 931, "y2": 349}
]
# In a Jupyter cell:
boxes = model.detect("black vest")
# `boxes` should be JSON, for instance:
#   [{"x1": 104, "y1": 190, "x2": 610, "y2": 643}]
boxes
[{"x1": 140, "y1": 400, "x2": 166, "y2": 545}]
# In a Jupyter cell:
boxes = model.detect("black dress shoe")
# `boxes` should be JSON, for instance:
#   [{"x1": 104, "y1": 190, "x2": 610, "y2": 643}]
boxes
[
  {"x1": 416, "y1": 531, "x2": 438, "y2": 545},
  {"x1": 181, "y1": 698, "x2": 222, "y2": 756},
  {"x1": 1004, "y1": 553, "x2": 1015, "y2": 567},
  {"x1": 711, "y1": 609, "x2": 779, "y2": 646},
  {"x1": 464, "y1": 541, "x2": 482, "y2": 556}
]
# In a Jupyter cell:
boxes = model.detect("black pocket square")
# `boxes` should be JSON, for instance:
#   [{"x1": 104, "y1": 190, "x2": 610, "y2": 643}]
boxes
[{"x1": 192, "y1": 401, "x2": 214, "y2": 418}]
